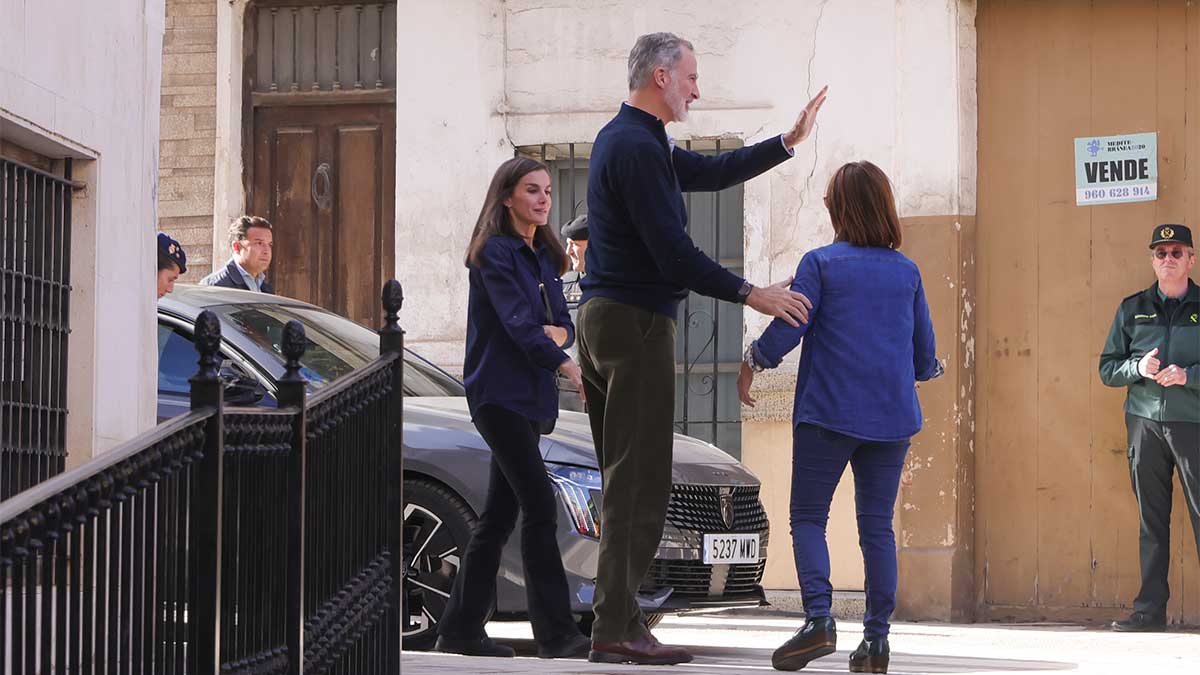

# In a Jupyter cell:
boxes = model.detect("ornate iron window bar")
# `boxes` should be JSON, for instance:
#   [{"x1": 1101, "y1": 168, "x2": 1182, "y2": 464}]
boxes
[
  {"x1": 517, "y1": 140, "x2": 747, "y2": 456},
  {"x1": 1, "y1": 156, "x2": 78, "y2": 500}
]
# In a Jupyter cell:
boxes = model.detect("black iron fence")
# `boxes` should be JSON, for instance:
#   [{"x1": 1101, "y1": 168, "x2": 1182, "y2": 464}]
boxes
[
  {"x1": 0, "y1": 281, "x2": 407, "y2": 674},
  {"x1": 1, "y1": 156, "x2": 78, "y2": 499}
]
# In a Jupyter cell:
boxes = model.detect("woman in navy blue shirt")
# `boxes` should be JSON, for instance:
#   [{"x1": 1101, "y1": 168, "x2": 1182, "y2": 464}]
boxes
[
  {"x1": 739, "y1": 161, "x2": 941, "y2": 674},
  {"x1": 435, "y1": 157, "x2": 590, "y2": 660}
]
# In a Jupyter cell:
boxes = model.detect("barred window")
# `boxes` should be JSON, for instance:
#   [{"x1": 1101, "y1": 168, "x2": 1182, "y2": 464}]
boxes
[
  {"x1": 519, "y1": 140, "x2": 748, "y2": 457},
  {"x1": 1, "y1": 151, "x2": 75, "y2": 498}
]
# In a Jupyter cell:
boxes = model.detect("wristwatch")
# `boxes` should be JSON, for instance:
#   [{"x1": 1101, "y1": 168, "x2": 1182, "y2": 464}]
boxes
[
  {"x1": 736, "y1": 280, "x2": 754, "y2": 304},
  {"x1": 743, "y1": 343, "x2": 766, "y2": 373}
]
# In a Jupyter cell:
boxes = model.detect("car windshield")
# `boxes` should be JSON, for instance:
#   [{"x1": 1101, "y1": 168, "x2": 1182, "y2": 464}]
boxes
[{"x1": 207, "y1": 303, "x2": 464, "y2": 396}]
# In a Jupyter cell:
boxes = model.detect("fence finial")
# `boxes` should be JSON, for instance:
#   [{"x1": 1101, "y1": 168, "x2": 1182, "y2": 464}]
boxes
[
  {"x1": 382, "y1": 279, "x2": 403, "y2": 332},
  {"x1": 281, "y1": 320, "x2": 308, "y2": 384},
  {"x1": 193, "y1": 310, "x2": 223, "y2": 383}
]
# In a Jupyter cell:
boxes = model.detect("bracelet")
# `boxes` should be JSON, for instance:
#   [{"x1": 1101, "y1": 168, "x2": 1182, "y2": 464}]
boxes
[{"x1": 743, "y1": 344, "x2": 766, "y2": 373}]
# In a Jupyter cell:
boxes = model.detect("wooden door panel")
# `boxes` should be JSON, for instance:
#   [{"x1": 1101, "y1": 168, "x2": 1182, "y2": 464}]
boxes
[
  {"x1": 269, "y1": 125, "x2": 322, "y2": 305},
  {"x1": 250, "y1": 104, "x2": 395, "y2": 328},
  {"x1": 335, "y1": 125, "x2": 382, "y2": 326}
]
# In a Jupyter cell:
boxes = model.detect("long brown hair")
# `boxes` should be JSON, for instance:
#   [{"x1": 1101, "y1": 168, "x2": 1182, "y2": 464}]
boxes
[
  {"x1": 465, "y1": 157, "x2": 569, "y2": 275},
  {"x1": 824, "y1": 161, "x2": 902, "y2": 249}
]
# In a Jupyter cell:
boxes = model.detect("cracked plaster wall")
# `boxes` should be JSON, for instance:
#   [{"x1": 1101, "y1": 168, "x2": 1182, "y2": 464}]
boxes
[
  {"x1": 394, "y1": 0, "x2": 978, "y2": 614},
  {"x1": 398, "y1": 0, "x2": 976, "y2": 373}
]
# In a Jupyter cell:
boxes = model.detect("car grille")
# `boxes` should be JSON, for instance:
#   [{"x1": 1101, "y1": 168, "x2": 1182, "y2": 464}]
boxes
[
  {"x1": 641, "y1": 559, "x2": 767, "y2": 598},
  {"x1": 665, "y1": 484, "x2": 768, "y2": 533}
]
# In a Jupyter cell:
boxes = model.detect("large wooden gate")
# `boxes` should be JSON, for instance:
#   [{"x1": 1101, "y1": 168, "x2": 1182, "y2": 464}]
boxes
[
  {"x1": 976, "y1": 0, "x2": 1199, "y2": 623},
  {"x1": 244, "y1": 1, "x2": 396, "y2": 328}
]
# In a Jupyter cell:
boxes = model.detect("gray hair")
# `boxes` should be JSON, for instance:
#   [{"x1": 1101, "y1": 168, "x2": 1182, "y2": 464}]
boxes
[{"x1": 627, "y1": 32, "x2": 694, "y2": 91}]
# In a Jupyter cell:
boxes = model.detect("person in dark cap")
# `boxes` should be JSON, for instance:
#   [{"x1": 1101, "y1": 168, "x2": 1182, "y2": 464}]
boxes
[
  {"x1": 157, "y1": 232, "x2": 187, "y2": 299},
  {"x1": 1100, "y1": 223, "x2": 1199, "y2": 632},
  {"x1": 561, "y1": 214, "x2": 589, "y2": 276}
]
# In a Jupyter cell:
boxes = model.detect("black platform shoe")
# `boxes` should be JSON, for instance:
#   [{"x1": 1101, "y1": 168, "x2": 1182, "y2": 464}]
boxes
[
  {"x1": 433, "y1": 635, "x2": 515, "y2": 657},
  {"x1": 848, "y1": 636, "x2": 889, "y2": 674},
  {"x1": 771, "y1": 617, "x2": 836, "y2": 671},
  {"x1": 537, "y1": 632, "x2": 591, "y2": 659}
]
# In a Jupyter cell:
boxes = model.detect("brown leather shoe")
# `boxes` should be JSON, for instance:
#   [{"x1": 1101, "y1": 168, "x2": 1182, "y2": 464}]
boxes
[{"x1": 589, "y1": 633, "x2": 693, "y2": 665}]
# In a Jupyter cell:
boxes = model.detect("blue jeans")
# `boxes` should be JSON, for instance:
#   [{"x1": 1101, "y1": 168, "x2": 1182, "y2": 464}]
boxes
[{"x1": 790, "y1": 423, "x2": 910, "y2": 640}]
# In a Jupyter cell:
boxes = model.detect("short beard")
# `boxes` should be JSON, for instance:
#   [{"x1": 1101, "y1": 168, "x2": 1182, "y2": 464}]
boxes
[{"x1": 664, "y1": 81, "x2": 689, "y2": 122}]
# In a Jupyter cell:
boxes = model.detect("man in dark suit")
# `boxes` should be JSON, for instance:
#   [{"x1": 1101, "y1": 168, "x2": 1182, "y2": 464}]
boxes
[
  {"x1": 579, "y1": 32, "x2": 826, "y2": 665},
  {"x1": 200, "y1": 215, "x2": 276, "y2": 293}
]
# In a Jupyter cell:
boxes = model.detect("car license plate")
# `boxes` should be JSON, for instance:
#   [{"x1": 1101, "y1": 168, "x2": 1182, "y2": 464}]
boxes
[{"x1": 702, "y1": 533, "x2": 760, "y2": 565}]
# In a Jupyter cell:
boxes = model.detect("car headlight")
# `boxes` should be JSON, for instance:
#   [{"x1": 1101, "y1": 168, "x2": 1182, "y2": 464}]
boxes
[{"x1": 547, "y1": 464, "x2": 602, "y2": 539}]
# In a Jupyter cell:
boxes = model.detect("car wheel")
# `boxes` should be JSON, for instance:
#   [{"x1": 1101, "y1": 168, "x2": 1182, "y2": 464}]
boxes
[{"x1": 402, "y1": 479, "x2": 477, "y2": 651}]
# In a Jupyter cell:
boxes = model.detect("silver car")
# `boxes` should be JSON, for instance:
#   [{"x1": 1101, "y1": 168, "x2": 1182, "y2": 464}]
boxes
[{"x1": 156, "y1": 285, "x2": 770, "y2": 650}]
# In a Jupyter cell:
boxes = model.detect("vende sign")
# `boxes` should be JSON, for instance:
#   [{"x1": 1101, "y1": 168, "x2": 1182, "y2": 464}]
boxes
[{"x1": 1074, "y1": 132, "x2": 1158, "y2": 206}]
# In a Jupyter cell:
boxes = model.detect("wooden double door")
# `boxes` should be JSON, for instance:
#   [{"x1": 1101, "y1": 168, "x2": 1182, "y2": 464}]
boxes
[{"x1": 249, "y1": 104, "x2": 395, "y2": 327}]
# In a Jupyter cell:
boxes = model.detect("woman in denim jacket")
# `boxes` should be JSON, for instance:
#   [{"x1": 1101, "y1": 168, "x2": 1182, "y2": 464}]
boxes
[{"x1": 739, "y1": 161, "x2": 942, "y2": 673}]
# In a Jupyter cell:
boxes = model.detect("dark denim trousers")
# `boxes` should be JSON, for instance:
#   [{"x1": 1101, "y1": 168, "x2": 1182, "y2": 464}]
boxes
[
  {"x1": 789, "y1": 423, "x2": 910, "y2": 641},
  {"x1": 437, "y1": 404, "x2": 579, "y2": 645}
]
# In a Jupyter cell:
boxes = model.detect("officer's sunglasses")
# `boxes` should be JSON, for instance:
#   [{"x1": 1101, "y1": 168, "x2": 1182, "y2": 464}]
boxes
[{"x1": 1154, "y1": 248, "x2": 1190, "y2": 260}]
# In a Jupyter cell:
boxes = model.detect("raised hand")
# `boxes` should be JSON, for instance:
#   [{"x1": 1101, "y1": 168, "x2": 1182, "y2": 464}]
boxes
[
  {"x1": 782, "y1": 85, "x2": 829, "y2": 149},
  {"x1": 746, "y1": 276, "x2": 812, "y2": 327}
]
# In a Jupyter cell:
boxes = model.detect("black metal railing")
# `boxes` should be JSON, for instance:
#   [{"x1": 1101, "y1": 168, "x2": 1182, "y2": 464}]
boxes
[
  {"x1": 1, "y1": 156, "x2": 78, "y2": 499},
  {"x1": 0, "y1": 281, "x2": 407, "y2": 674}
]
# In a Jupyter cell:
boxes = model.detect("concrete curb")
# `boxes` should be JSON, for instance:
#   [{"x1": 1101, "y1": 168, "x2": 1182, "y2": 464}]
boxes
[{"x1": 733, "y1": 590, "x2": 866, "y2": 621}]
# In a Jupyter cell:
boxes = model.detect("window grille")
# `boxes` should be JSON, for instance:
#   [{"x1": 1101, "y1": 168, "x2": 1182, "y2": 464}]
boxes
[
  {"x1": 1, "y1": 156, "x2": 76, "y2": 498},
  {"x1": 519, "y1": 140, "x2": 747, "y2": 456}
]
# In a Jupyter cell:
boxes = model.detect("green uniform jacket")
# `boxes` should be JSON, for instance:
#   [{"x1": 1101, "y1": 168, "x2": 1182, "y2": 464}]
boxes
[{"x1": 1099, "y1": 279, "x2": 1200, "y2": 423}]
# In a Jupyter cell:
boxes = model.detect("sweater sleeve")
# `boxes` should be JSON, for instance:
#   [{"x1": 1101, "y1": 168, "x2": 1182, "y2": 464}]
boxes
[
  {"x1": 613, "y1": 145, "x2": 744, "y2": 301},
  {"x1": 1099, "y1": 305, "x2": 1141, "y2": 387},
  {"x1": 672, "y1": 135, "x2": 794, "y2": 193},
  {"x1": 477, "y1": 244, "x2": 569, "y2": 371}
]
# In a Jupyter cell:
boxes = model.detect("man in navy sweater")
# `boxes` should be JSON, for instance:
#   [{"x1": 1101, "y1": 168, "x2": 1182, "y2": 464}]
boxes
[{"x1": 578, "y1": 32, "x2": 828, "y2": 665}]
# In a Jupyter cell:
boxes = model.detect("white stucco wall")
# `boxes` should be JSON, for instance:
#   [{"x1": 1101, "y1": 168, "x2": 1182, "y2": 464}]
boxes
[
  {"x1": 1, "y1": 0, "x2": 165, "y2": 461},
  {"x1": 392, "y1": 0, "x2": 977, "y2": 596},
  {"x1": 394, "y1": 0, "x2": 975, "y2": 366}
]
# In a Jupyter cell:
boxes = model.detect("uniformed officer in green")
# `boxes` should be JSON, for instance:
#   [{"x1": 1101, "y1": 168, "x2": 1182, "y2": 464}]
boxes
[{"x1": 1099, "y1": 223, "x2": 1200, "y2": 632}]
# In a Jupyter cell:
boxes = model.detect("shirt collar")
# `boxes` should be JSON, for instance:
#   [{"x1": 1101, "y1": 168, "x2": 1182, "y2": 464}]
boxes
[
  {"x1": 1150, "y1": 279, "x2": 1198, "y2": 304},
  {"x1": 619, "y1": 102, "x2": 673, "y2": 150},
  {"x1": 230, "y1": 257, "x2": 264, "y2": 290},
  {"x1": 619, "y1": 101, "x2": 666, "y2": 127},
  {"x1": 492, "y1": 233, "x2": 543, "y2": 253}
]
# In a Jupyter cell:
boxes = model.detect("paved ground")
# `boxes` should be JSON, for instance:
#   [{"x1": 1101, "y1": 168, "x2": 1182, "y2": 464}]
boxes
[{"x1": 401, "y1": 612, "x2": 1200, "y2": 674}]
